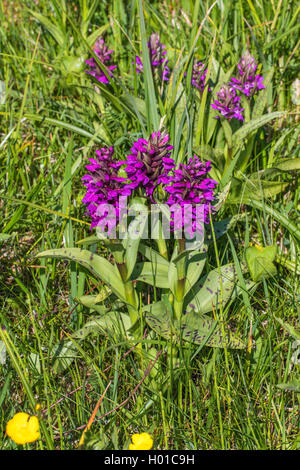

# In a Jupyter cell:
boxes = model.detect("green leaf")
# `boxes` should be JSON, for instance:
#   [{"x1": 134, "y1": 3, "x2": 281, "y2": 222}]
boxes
[
  {"x1": 59, "y1": 56, "x2": 85, "y2": 75},
  {"x1": 277, "y1": 380, "x2": 300, "y2": 393},
  {"x1": 0, "y1": 80, "x2": 5, "y2": 105},
  {"x1": 131, "y1": 262, "x2": 170, "y2": 288},
  {"x1": 272, "y1": 158, "x2": 300, "y2": 172},
  {"x1": 184, "y1": 249, "x2": 207, "y2": 297},
  {"x1": 75, "y1": 295, "x2": 111, "y2": 314},
  {"x1": 143, "y1": 303, "x2": 245, "y2": 349},
  {"x1": 227, "y1": 177, "x2": 288, "y2": 204},
  {"x1": 37, "y1": 248, "x2": 126, "y2": 301},
  {"x1": 0, "y1": 341, "x2": 6, "y2": 365},
  {"x1": 86, "y1": 24, "x2": 110, "y2": 46},
  {"x1": 138, "y1": 0, "x2": 159, "y2": 130},
  {"x1": 138, "y1": 243, "x2": 169, "y2": 266},
  {"x1": 246, "y1": 199, "x2": 300, "y2": 242},
  {"x1": 51, "y1": 340, "x2": 78, "y2": 374},
  {"x1": 143, "y1": 301, "x2": 176, "y2": 341},
  {"x1": 274, "y1": 317, "x2": 300, "y2": 340},
  {"x1": 72, "y1": 313, "x2": 131, "y2": 340},
  {"x1": 178, "y1": 311, "x2": 245, "y2": 349},
  {"x1": 233, "y1": 112, "x2": 285, "y2": 147},
  {"x1": 245, "y1": 245, "x2": 277, "y2": 282},
  {"x1": 252, "y1": 67, "x2": 274, "y2": 119},
  {"x1": 185, "y1": 263, "x2": 243, "y2": 314},
  {"x1": 76, "y1": 235, "x2": 99, "y2": 246},
  {"x1": 0, "y1": 233, "x2": 15, "y2": 244},
  {"x1": 27, "y1": 9, "x2": 65, "y2": 46}
]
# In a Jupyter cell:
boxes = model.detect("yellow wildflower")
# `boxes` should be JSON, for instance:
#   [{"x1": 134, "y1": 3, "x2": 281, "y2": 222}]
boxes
[
  {"x1": 6, "y1": 412, "x2": 40, "y2": 445},
  {"x1": 129, "y1": 432, "x2": 153, "y2": 450}
]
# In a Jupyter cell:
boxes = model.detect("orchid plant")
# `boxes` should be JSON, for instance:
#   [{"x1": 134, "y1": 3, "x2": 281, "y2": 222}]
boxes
[{"x1": 38, "y1": 130, "x2": 257, "y2": 358}]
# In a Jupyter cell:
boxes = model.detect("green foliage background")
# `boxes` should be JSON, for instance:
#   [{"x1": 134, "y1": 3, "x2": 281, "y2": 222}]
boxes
[{"x1": 0, "y1": 0, "x2": 299, "y2": 450}]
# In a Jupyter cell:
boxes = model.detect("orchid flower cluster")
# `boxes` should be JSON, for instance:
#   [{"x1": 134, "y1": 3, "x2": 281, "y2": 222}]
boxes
[
  {"x1": 85, "y1": 37, "x2": 117, "y2": 84},
  {"x1": 211, "y1": 51, "x2": 265, "y2": 121},
  {"x1": 85, "y1": 35, "x2": 265, "y2": 124},
  {"x1": 82, "y1": 132, "x2": 218, "y2": 236},
  {"x1": 134, "y1": 32, "x2": 170, "y2": 82}
]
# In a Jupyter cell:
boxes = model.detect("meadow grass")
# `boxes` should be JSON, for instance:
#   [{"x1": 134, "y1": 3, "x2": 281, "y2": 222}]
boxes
[{"x1": 0, "y1": 0, "x2": 299, "y2": 450}]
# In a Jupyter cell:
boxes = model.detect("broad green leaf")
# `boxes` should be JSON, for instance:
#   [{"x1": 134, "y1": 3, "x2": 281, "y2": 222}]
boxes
[
  {"x1": 123, "y1": 197, "x2": 148, "y2": 280},
  {"x1": 72, "y1": 313, "x2": 131, "y2": 340},
  {"x1": 143, "y1": 301, "x2": 176, "y2": 341},
  {"x1": 138, "y1": 243, "x2": 169, "y2": 266},
  {"x1": 131, "y1": 262, "x2": 170, "y2": 288},
  {"x1": 277, "y1": 380, "x2": 300, "y2": 393},
  {"x1": 59, "y1": 56, "x2": 85, "y2": 75},
  {"x1": 37, "y1": 248, "x2": 126, "y2": 301},
  {"x1": 51, "y1": 340, "x2": 78, "y2": 374},
  {"x1": 273, "y1": 158, "x2": 300, "y2": 172},
  {"x1": 178, "y1": 311, "x2": 245, "y2": 349},
  {"x1": 76, "y1": 235, "x2": 99, "y2": 246},
  {"x1": 74, "y1": 295, "x2": 109, "y2": 314},
  {"x1": 184, "y1": 249, "x2": 207, "y2": 297},
  {"x1": 227, "y1": 177, "x2": 288, "y2": 203},
  {"x1": 185, "y1": 263, "x2": 242, "y2": 314},
  {"x1": 245, "y1": 245, "x2": 277, "y2": 281},
  {"x1": 233, "y1": 112, "x2": 285, "y2": 147}
]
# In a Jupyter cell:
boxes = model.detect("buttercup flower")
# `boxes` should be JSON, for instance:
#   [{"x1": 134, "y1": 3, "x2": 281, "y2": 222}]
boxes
[
  {"x1": 164, "y1": 156, "x2": 218, "y2": 236},
  {"x1": 211, "y1": 85, "x2": 244, "y2": 120},
  {"x1": 121, "y1": 131, "x2": 175, "y2": 199},
  {"x1": 6, "y1": 412, "x2": 40, "y2": 445},
  {"x1": 230, "y1": 51, "x2": 265, "y2": 97},
  {"x1": 85, "y1": 37, "x2": 117, "y2": 84},
  {"x1": 134, "y1": 32, "x2": 170, "y2": 81},
  {"x1": 129, "y1": 432, "x2": 153, "y2": 450},
  {"x1": 82, "y1": 146, "x2": 131, "y2": 230}
]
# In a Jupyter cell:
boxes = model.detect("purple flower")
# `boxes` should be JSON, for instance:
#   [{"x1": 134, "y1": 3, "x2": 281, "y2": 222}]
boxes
[
  {"x1": 85, "y1": 37, "x2": 117, "y2": 84},
  {"x1": 164, "y1": 156, "x2": 218, "y2": 236},
  {"x1": 82, "y1": 147, "x2": 131, "y2": 230},
  {"x1": 121, "y1": 131, "x2": 175, "y2": 199},
  {"x1": 230, "y1": 51, "x2": 265, "y2": 97},
  {"x1": 190, "y1": 60, "x2": 208, "y2": 93},
  {"x1": 134, "y1": 33, "x2": 170, "y2": 82},
  {"x1": 211, "y1": 85, "x2": 244, "y2": 121}
]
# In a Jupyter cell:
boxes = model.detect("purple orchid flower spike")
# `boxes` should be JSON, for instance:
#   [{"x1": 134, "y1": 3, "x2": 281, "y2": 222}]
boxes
[
  {"x1": 121, "y1": 131, "x2": 175, "y2": 199},
  {"x1": 134, "y1": 33, "x2": 170, "y2": 82},
  {"x1": 230, "y1": 51, "x2": 265, "y2": 97},
  {"x1": 164, "y1": 156, "x2": 218, "y2": 237},
  {"x1": 211, "y1": 85, "x2": 244, "y2": 121},
  {"x1": 190, "y1": 60, "x2": 209, "y2": 93},
  {"x1": 85, "y1": 37, "x2": 117, "y2": 84},
  {"x1": 82, "y1": 147, "x2": 131, "y2": 231}
]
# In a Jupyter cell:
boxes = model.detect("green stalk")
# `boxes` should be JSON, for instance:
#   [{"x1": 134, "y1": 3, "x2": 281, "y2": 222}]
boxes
[
  {"x1": 173, "y1": 239, "x2": 186, "y2": 320},
  {"x1": 111, "y1": 240, "x2": 139, "y2": 329},
  {"x1": 155, "y1": 219, "x2": 168, "y2": 260}
]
